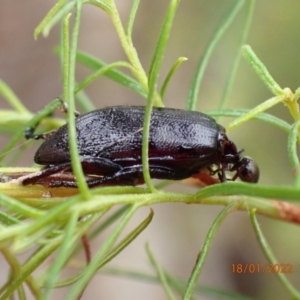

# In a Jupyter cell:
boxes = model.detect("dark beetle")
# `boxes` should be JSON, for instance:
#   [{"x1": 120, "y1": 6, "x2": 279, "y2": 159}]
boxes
[{"x1": 22, "y1": 106, "x2": 259, "y2": 187}]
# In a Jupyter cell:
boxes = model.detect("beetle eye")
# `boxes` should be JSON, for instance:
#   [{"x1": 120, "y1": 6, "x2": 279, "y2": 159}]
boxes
[{"x1": 239, "y1": 156, "x2": 260, "y2": 183}]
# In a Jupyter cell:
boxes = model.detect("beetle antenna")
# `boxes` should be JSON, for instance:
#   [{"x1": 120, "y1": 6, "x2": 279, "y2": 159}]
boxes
[{"x1": 237, "y1": 149, "x2": 244, "y2": 155}]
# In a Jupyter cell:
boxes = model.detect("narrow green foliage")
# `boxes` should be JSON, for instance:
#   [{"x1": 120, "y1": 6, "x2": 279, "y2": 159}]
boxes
[
  {"x1": 96, "y1": 209, "x2": 154, "y2": 269},
  {"x1": 107, "y1": 1, "x2": 150, "y2": 97},
  {"x1": 0, "y1": 248, "x2": 40, "y2": 298},
  {"x1": 0, "y1": 241, "x2": 61, "y2": 299},
  {"x1": 43, "y1": 211, "x2": 79, "y2": 300},
  {"x1": 242, "y1": 45, "x2": 283, "y2": 95},
  {"x1": 146, "y1": 244, "x2": 177, "y2": 300},
  {"x1": 73, "y1": 50, "x2": 147, "y2": 97},
  {"x1": 75, "y1": 61, "x2": 134, "y2": 94},
  {"x1": 86, "y1": 0, "x2": 112, "y2": 13},
  {"x1": 148, "y1": 0, "x2": 180, "y2": 87},
  {"x1": 142, "y1": 0, "x2": 179, "y2": 192},
  {"x1": 207, "y1": 109, "x2": 291, "y2": 134},
  {"x1": 217, "y1": 0, "x2": 255, "y2": 119},
  {"x1": 127, "y1": 0, "x2": 140, "y2": 37},
  {"x1": 16, "y1": 197, "x2": 77, "y2": 238},
  {"x1": 63, "y1": 3, "x2": 90, "y2": 198},
  {"x1": 160, "y1": 57, "x2": 188, "y2": 100},
  {"x1": 186, "y1": 0, "x2": 245, "y2": 111},
  {"x1": 250, "y1": 210, "x2": 300, "y2": 299},
  {"x1": 1, "y1": 1, "x2": 300, "y2": 299},
  {"x1": 227, "y1": 94, "x2": 285, "y2": 131},
  {"x1": 103, "y1": 267, "x2": 257, "y2": 299},
  {"x1": 0, "y1": 211, "x2": 20, "y2": 226},
  {"x1": 65, "y1": 203, "x2": 140, "y2": 300},
  {"x1": 183, "y1": 202, "x2": 237, "y2": 299},
  {"x1": 0, "y1": 98, "x2": 61, "y2": 164},
  {"x1": 34, "y1": 0, "x2": 68, "y2": 38},
  {"x1": 0, "y1": 80, "x2": 30, "y2": 114},
  {"x1": 288, "y1": 120, "x2": 300, "y2": 186},
  {"x1": 55, "y1": 209, "x2": 152, "y2": 288},
  {"x1": 88, "y1": 205, "x2": 130, "y2": 240},
  {"x1": 196, "y1": 182, "x2": 300, "y2": 202},
  {"x1": 0, "y1": 193, "x2": 43, "y2": 219}
]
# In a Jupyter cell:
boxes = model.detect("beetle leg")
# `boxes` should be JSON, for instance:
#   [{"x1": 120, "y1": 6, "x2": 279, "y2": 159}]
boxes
[
  {"x1": 207, "y1": 165, "x2": 226, "y2": 182},
  {"x1": 25, "y1": 165, "x2": 190, "y2": 188},
  {"x1": 24, "y1": 128, "x2": 54, "y2": 140},
  {"x1": 83, "y1": 165, "x2": 192, "y2": 187},
  {"x1": 79, "y1": 157, "x2": 122, "y2": 175},
  {"x1": 24, "y1": 99, "x2": 80, "y2": 141},
  {"x1": 21, "y1": 162, "x2": 74, "y2": 185},
  {"x1": 22, "y1": 157, "x2": 122, "y2": 187},
  {"x1": 57, "y1": 99, "x2": 80, "y2": 117},
  {"x1": 218, "y1": 167, "x2": 227, "y2": 182}
]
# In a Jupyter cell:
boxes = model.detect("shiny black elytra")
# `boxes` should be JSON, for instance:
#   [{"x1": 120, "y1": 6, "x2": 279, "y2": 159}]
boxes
[{"x1": 22, "y1": 106, "x2": 259, "y2": 188}]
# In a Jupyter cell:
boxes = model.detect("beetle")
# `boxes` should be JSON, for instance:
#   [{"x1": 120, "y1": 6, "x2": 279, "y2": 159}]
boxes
[{"x1": 22, "y1": 106, "x2": 259, "y2": 188}]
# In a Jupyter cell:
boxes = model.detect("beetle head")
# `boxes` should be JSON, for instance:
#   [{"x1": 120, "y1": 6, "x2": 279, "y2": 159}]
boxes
[
  {"x1": 218, "y1": 135, "x2": 260, "y2": 183},
  {"x1": 236, "y1": 156, "x2": 259, "y2": 183}
]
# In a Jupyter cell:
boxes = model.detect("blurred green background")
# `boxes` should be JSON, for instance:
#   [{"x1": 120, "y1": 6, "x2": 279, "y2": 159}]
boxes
[{"x1": 0, "y1": 1, "x2": 299, "y2": 299}]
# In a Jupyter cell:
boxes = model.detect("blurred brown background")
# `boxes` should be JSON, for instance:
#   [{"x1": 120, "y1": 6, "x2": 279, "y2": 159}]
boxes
[{"x1": 0, "y1": 0, "x2": 300, "y2": 299}]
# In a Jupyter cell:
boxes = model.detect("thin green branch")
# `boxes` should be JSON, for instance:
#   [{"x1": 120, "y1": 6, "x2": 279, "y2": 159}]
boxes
[
  {"x1": 160, "y1": 57, "x2": 188, "y2": 100},
  {"x1": 242, "y1": 45, "x2": 283, "y2": 95},
  {"x1": 43, "y1": 210, "x2": 79, "y2": 300},
  {"x1": 126, "y1": 0, "x2": 140, "y2": 37},
  {"x1": 108, "y1": 1, "x2": 150, "y2": 96},
  {"x1": 146, "y1": 244, "x2": 177, "y2": 300},
  {"x1": 64, "y1": 3, "x2": 90, "y2": 198},
  {"x1": 34, "y1": 0, "x2": 68, "y2": 38},
  {"x1": 227, "y1": 94, "x2": 285, "y2": 131},
  {"x1": 250, "y1": 210, "x2": 300, "y2": 299},
  {"x1": 183, "y1": 202, "x2": 237, "y2": 299},
  {"x1": 217, "y1": 0, "x2": 255, "y2": 119},
  {"x1": 65, "y1": 203, "x2": 140, "y2": 299},
  {"x1": 0, "y1": 80, "x2": 30, "y2": 114},
  {"x1": 186, "y1": 0, "x2": 245, "y2": 111},
  {"x1": 288, "y1": 120, "x2": 300, "y2": 186}
]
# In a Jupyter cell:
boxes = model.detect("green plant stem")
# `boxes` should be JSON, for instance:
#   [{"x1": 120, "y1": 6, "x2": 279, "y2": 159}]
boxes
[
  {"x1": 242, "y1": 45, "x2": 283, "y2": 95},
  {"x1": 34, "y1": 0, "x2": 68, "y2": 38},
  {"x1": 217, "y1": 0, "x2": 255, "y2": 119},
  {"x1": 141, "y1": 101, "x2": 156, "y2": 192},
  {"x1": 108, "y1": 1, "x2": 162, "y2": 104},
  {"x1": 43, "y1": 210, "x2": 79, "y2": 300},
  {"x1": 103, "y1": 267, "x2": 256, "y2": 299},
  {"x1": 65, "y1": 185, "x2": 300, "y2": 225},
  {"x1": 186, "y1": 0, "x2": 245, "y2": 111},
  {"x1": 0, "y1": 193, "x2": 44, "y2": 219},
  {"x1": 0, "y1": 99, "x2": 62, "y2": 164},
  {"x1": 126, "y1": 0, "x2": 140, "y2": 37},
  {"x1": 75, "y1": 61, "x2": 133, "y2": 94},
  {"x1": 0, "y1": 80, "x2": 30, "y2": 114},
  {"x1": 0, "y1": 240, "x2": 61, "y2": 299},
  {"x1": 0, "y1": 248, "x2": 40, "y2": 299},
  {"x1": 141, "y1": 0, "x2": 180, "y2": 192},
  {"x1": 207, "y1": 109, "x2": 291, "y2": 134},
  {"x1": 63, "y1": 3, "x2": 90, "y2": 198},
  {"x1": 73, "y1": 49, "x2": 146, "y2": 97},
  {"x1": 160, "y1": 57, "x2": 187, "y2": 99},
  {"x1": 227, "y1": 94, "x2": 285, "y2": 131},
  {"x1": 146, "y1": 244, "x2": 177, "y2": 300},
  {"x1": 65, "y1": 203, "x2": 140, "y2": 299},
  {"x1": 56, "y1": 209, "x2": 153, "y2": 287},
  {"x1": 183, "y1": 202, "x2": 237, "y2": 299},
  {"x1": 1, "y1": 181, "x2": 300, "y2": 223},
  {"x1": 250, "y1": 210, "x2": 300, "y2": 299},
  {"x1": 288, "y1": 120, "x2": 300, "y2": 186}
]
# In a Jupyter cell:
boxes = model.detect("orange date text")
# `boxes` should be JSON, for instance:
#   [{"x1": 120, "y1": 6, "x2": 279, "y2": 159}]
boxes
[{"x1": 231, "y1": 263, "x2": 292, "y2": 274}]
